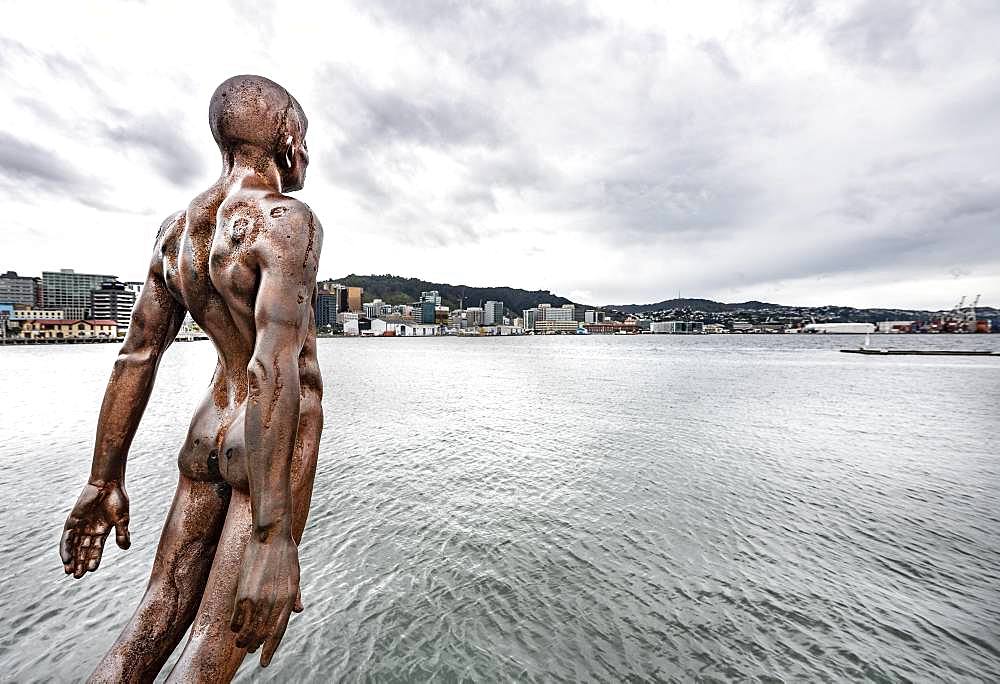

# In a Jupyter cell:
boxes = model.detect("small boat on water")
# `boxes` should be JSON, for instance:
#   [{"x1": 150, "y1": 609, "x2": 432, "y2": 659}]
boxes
[
  {"x1": 840, "y1": 331, "x2": 998, "y2": 356},
  {"x1": 841, "y1": 348, "x2": 999, "y2": 356}
]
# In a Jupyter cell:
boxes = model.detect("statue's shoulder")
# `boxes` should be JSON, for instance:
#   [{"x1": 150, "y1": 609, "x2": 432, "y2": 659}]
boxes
[
  {"x1": 250, "y1": 194, "x2": 322, "y2": 268},
  {"x1": 260, "y1": 193, "x2": 319, "y2": 226},
  {"x1": 148, "y1": 210, "x2": 187, "y2": 275},
  {"x1": 155, "y1": 209, "x2": 187, "y2": 244}
]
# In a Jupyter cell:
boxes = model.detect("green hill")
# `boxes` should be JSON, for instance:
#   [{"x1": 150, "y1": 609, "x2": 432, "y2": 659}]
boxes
[
  {"x1": 607, "y1": 298, "x2": 780, "y2": 314},
  {"x1": 324, "y1": 274, "x2": 573, "y2": 313}
]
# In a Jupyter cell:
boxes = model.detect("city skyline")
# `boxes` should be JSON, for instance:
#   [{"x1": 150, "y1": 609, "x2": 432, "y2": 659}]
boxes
[
  {"x1": 2, "y1": 265, "x2": 996, "y2": 314},
  {"x1": 2, "y1": 2, "x2": 999, "y2": 310}
]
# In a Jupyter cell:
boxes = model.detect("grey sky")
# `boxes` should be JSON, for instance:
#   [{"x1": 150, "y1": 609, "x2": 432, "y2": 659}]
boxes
[{"x1": 1, "y1": 1, "x2": 997, "y2": 308}]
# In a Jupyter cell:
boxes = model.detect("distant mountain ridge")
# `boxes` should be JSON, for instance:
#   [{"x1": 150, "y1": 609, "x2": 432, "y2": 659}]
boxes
[
  {"x1": 605, "y1": 298, "x2": 999, "y2": 322},
  {"x1": 606, "y1": 298, "x2": 781, "y2": 314},
  {"x1": 327, "y1": 274, "x2": 573, "y2": 313}
]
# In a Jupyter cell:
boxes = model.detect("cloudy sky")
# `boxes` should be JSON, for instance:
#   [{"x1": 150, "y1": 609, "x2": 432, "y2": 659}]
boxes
[{"x1": 1, "y1": 1, "x2": 997, "y2": 309}]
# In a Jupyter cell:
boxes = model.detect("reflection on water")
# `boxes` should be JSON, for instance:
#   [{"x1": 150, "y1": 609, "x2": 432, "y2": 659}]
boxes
[{"x1": 0, "y1": 335, "x2": 998, "y2": 681}]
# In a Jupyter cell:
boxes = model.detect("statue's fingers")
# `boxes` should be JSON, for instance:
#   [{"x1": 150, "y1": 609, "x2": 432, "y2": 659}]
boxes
[
  {"x1": 71, "y1": 536, "x2": 87, "y2": 577},
  {"x1": 89, "y1": 539, "x2": 103, "y2": 560},
  {"x1": 245, "y1": 598, "x2": 276, "y2": 654},
  {"x1": 59, "y1": 528, "x2": 74, "y2": 567},
  {"x1": 230, "y1": 597, "x2": 250, "y2": 636},
  {"x1": 86, "y1": 553, "x2": 101, "y2": 572},
  {"x1": 260, "y1": 605, "x2": 292, "y2": 667},
  {"x1": 234, "y1": 600, "x2": 266, "y2": 652},
  {"x1": 114, "y1": 517, "x2": 131, "y2": 550},
  {"x1": 293, "y1": 588, "x2": 304, "y2": 613}
]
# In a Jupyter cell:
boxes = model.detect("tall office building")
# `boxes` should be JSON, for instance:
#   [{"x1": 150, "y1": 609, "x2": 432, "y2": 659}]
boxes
[
  {"x1": 347, "y1": 287, "x2": 363, "y2": 312},
  {"x1": 90, "y1": 281, "x2": 137, "y2": 329},
  {"x1": 420, "y1": 290, "x2": 442, "y2": 306},
  {"x1": 419, "y1": 301, "x2": 436, "y2": 324},
  {"x1": 483, "y1": 300, "x2": 504, "y2": 326},
  {"x1": 315, "y1": 281, "x2": 348, "y2": 326},
  {"x1": 0, "y1": 271, "x2": 39, "y2": 307},
  {"x1": 315, "y1": 291, "x2": 341, "y2": 327},
  {"x1": 465, "y1": 307, "x2": 483, "y2": 327},
  {"x1": 43, "y1": 269, "x2": 116, "y2": 319},
  {"x1": 523, "y1": 308, "x2": 538, "y2": 331}
]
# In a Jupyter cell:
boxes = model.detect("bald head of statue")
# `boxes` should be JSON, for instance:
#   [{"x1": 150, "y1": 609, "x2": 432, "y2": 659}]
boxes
[{"x1": 209, "y1": 75, "x2": 309, "y2": 192}]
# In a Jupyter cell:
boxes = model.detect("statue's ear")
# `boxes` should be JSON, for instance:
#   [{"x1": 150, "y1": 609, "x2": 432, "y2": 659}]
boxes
[{"x1": 282, "y1": 135, "x2": 294, "y2": 169}]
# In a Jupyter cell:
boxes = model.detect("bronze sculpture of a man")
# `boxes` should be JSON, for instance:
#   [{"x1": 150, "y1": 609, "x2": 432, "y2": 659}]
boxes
[{"x1": 59, "y1": 75, "x2": 323, "y2": 681}]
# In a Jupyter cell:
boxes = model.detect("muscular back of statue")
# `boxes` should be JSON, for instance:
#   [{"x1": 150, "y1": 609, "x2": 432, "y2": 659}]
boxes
[{"x1": 59, "y1": 75, "x2": 324, "y2": 682}]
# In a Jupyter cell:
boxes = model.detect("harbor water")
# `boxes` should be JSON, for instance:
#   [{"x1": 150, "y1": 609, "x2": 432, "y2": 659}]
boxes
[{"x1": 0, "y1": 335, "x2": 997, "y2": 681}]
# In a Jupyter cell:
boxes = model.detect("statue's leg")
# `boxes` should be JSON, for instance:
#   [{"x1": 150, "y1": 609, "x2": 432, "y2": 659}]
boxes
[
  {"x1": 88, "y1": 474, "x2": 230, "y2": 683},
  {"x1": 163, "y1": 487, "x2": 251, "y2": 682}
]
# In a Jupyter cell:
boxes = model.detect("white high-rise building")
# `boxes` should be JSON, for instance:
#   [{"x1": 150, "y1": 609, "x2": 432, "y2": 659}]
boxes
[
  {"x1": 483, "y1": 301, "x2": 504, "y2": 326},
  {"x1": 544, "y1": 306, "x2": 574, "y2": 322}
]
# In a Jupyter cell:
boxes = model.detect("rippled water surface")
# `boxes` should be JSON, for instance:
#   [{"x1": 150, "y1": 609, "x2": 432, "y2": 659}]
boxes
[{"x1": 1, "y1": 335, "x2": 998, "y2": 681}]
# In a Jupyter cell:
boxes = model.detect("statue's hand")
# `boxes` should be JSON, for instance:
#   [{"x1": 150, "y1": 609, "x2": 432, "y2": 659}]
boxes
[
  {"x1": 231, "y1": 535, "x2": 301, "y2": 667},
  {"x1": 59, "y1": 481, "x2": 131, "y2": 578}
]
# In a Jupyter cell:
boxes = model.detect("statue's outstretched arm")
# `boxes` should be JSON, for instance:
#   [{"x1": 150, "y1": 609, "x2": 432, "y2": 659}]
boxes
[
  {"x1": 60, "y1": 219, "x2": 187, "y2": 578},
  {"x1": 231, "y1": 203, "x2": 322, "y2": 667}
]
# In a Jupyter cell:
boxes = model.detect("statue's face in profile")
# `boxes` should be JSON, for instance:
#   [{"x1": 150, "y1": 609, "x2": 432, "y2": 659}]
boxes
[{"x1": 280, "y1": 114, "x2": 309, "y2": 193}]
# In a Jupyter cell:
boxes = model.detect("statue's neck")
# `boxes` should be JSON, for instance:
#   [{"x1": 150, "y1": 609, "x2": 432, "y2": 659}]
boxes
[{"x1": 220, "y1": 147, "x2": 282, "y2": 193}]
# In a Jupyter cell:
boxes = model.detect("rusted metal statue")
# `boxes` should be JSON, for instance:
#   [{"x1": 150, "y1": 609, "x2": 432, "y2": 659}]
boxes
[{"x1": 59, "y1": 75, "x2": 323, "y2": 681}]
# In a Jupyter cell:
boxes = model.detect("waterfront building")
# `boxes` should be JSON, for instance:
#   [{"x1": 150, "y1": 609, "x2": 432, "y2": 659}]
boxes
[
  {"x1": 651, "y1": 321, "x2": 703, "y2": 334},
  {"x1": 370, "y1": 317, "x2": 440, "y2": 337},
  {"x1": 535, "y1": 320, "x2": 579, "y2": 334},
  {"x1": 483, "y1": 300, "x2": 504, "y2": 326},
  {"x1": 876, "y1": 320, "x2": 916, "y2": 333},
  {"x1": 9, "y1": 308, "x2": 65, "y2": 320},
  {"x1": 0, "y1": 271, "x2": 40, "y2": 307},
  {"x1": 584, "y1": 310, "x2": 604, "y2": 324},
  {"x1": 43, "y1": 269, "x2": 116, "y2": 319},
  {"x1": 802, "y1": 322, "x2": 876, "y2": 334},
  {"x1": 90, "y1": 281, "x2": 137, "y2": 330},
  {"x1": 124, "y1": 281, "x2": 144, "y2": 297},
  {"x1": 420, "y1": 290, "x2": 442, "y2": 306},
  {"x1": 572, "y1": 304, "x2": 587, "y2": 322},
  {"x1": 543, "y1": 306, "x2": 574, "y2": 322},
  {"x1": 20, "y1": 319, "x2": 118, "y2": 340}
]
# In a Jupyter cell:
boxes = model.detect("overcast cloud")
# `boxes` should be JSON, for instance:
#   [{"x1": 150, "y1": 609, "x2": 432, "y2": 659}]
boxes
[{"x1": 1, "y1": 0, "x2": 997, "y2": 308}]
